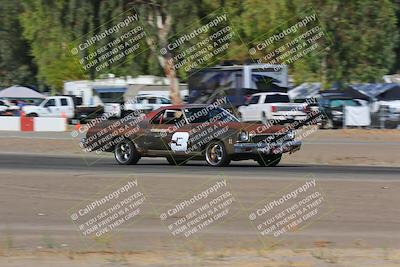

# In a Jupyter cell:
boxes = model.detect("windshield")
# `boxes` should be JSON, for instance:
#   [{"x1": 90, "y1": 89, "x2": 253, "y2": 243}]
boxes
[
  {"x1": 330, "y1": 99, "x2": 360, "y2": 108},
  {"x1": 184, "y1": 107, "x2": 239, "y2": 123},
  {"x1": 265, "y1": 94, "x2": 290, "y2": 103}
]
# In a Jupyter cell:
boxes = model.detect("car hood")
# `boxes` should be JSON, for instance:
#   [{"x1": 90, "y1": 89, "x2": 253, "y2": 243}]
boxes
[{"x1": 213, "y1": 121, "x2": 288, "y2": 134}]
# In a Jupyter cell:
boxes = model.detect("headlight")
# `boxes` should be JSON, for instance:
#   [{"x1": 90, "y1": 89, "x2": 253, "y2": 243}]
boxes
[
  {"x1": 332, "y1": 110, "x2": 343, "y2": 116},
  {"x1": 286, "y1": 130, "x2": 295, "y2": 140},
  {"x1": 238, "y1": 131, "x2": 249, "y2": 142}
]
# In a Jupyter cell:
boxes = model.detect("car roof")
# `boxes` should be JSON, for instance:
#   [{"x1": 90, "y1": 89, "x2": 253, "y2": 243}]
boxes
[
  {"x1": 321, "y1": 95, "x2": 354, "y2": 100},
  {"x1": 146, "y1": 104, "x2": 219, "y2": 118},
  {"x1": 137, "y1": 94, "x2": 170, "y2": 98},
  {"x1": 253, "y1": 92, "x2": 288, "y2": 96}
]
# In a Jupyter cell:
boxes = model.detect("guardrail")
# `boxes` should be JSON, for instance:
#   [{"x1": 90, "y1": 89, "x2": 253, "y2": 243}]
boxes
[{"x1": 0, "y1": 116, "x2": 67, "y2": 132}]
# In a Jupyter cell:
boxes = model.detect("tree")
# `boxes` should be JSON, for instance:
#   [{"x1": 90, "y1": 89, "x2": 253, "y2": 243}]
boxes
[
  {"x1": 0, "y1": 0, "x2": 37, "y2": 88},
  {"x1": 20, "y1": 0, "x2": 85, "y2": 92}
]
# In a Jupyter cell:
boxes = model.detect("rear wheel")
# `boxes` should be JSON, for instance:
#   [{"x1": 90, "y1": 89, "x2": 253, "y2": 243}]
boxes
[
  {"x1": 205, "y1": 141, "x2": 230, "y2": 167},
  {"x1": 256, "y1": 154, "x2": 282, "y2": 167},
  {"x1": 114, "y1": 139, "x2": 140, "y2": 165}
]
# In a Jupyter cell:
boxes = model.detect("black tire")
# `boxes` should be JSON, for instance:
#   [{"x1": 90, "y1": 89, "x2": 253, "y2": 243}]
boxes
[
  {"x1": 205, "y1": 140, "x2": 231, "y2": 167},
  {"x1": 114, "y1": 139, "x2": 140, "y2": 165},
  {"x1": 322, "y1": 118, "x2": 333, "y2": 129},
  {"x1": 256, "y1": 154, "x2": 282, "y2": 167},
  {"x1": 261, "y1": 112, "x2": 268, "y2": 124},
  {"x1": 166, "y1": 156, "x2": 188, "y2": 166}
]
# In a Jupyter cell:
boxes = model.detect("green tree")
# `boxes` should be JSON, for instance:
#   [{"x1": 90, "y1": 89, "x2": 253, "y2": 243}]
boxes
[
  {"x1": 20, "y1": 0, "x2": 85, "y2": 92},
  {"x1": 0, "y1": 0, "x2": 37, "y2": 88}
]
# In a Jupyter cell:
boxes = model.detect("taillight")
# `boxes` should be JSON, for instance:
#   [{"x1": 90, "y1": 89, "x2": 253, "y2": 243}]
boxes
[{"x1": 271, "y1": 106, "x2": 277, "y2": 112}]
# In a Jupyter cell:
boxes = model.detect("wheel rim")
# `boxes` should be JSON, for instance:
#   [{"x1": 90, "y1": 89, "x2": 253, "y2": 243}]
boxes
[
  {"x1": 115, "y1": 142, "x2": 131, "y2": 163},
  {"x1": 206, "y1": 143, "x2": 223, "y2": 165}
]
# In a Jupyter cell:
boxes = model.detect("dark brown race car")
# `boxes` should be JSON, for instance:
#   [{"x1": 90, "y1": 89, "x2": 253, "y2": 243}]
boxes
[{"x1": 80, "y1": 104, "x2": 301, "y2": 167}]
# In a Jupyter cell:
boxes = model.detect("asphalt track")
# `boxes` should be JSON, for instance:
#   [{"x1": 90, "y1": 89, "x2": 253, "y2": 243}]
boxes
[
  {"x1": 1, "y1": 153, "x2": 399, "y2": 180},
  {"x1": 1, "y1": 152, "x2": 399, "y2": 251}
]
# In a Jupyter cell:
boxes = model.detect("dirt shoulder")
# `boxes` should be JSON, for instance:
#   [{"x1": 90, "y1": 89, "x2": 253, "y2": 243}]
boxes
[
  {"x1": 1, "y1": 129, "x2": 399, "y2": 166},
  {"x1": 1, "y1": 248, "x2": 400, "y2": 267}
]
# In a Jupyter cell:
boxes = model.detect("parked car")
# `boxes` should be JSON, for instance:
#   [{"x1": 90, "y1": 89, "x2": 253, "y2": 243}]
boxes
[
  {"x1": 122, "y1": 94, "x2": 172, "y2": 116},
  {"x1": 22, "y1": 96, "x2": 103, "y2": 122},
  {"x1": 0, "y1": 99, "x2": 19, "y2": 112},
  {"x1": 81, "y1": 104, "x2": 301, "y2": 167},
  {"x1": 318, "y1": 95, "x2": 362, "y2": 129},
  {"x1": 370, "y1": 99, "x2": 400, "y2": 129},
  {"x1": 237, "y1": 92, "x2": 307, "y2": 124}
]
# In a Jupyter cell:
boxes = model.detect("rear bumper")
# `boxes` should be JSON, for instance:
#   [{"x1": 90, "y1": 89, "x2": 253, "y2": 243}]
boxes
[
  {"x1": 270, "y1": 114, "x2": 307, "y2": 122},
  {"x1": 234, "y1": 140, "x2": 301, "y2": 155}
]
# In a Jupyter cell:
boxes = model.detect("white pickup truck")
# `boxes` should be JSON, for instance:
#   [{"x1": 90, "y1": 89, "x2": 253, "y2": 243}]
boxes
[
  {"x1": 238, "y1": 92, "x2": 307, "y2": 124},
  {"x1": 22, "y1": 96, "x2": 103, "y2": 121},
  {"x1": 22, "y1": 96, "x2": 75, "y2": 118}
]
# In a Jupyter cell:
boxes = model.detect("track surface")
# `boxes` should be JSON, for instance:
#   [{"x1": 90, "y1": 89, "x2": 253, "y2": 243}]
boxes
[
  {"x1": 1, "y1": 153, "x2": 399, "y2": 179},
  {"x1": 1, "y1": 152, "x2": 399, "y2": 252}
]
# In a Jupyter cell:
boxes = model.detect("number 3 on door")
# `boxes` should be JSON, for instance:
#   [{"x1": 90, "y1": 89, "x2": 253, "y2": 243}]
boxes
[{"x1": 170, "y1": 132, "x2": 189, "y2": 152}]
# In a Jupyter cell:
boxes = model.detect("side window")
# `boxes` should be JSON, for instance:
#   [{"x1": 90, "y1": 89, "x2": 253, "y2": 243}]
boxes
[
  {"x1": 160, "y1": 98, "x2": 171, "y2": 104},
  {"x1": 163, "y1": 110, "x2": 184, "y2": 124},
  {"x1": 150, "y1": 110, "x2": 185, "y2": 125},
  {"x1": 248, "y1": 95, "x2": 260, "y2": 105},
  {"x1": 44, "y1": 99, "x2": 56, "y2": 107},
  {"x1": 148, "y1": 97, "x2": 157, "y2": 104},
  {"x1": 150, "y1": 111, "x2": 164, "y2": 124},
  {"x1": 60, "y1": 98, "x2": 68, "y2": 106}
]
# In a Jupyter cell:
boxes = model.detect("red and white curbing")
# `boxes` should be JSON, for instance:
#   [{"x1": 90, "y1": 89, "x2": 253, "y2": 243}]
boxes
[{"x1": 0, "y1": 114, "x2": 67, "y2": 132}]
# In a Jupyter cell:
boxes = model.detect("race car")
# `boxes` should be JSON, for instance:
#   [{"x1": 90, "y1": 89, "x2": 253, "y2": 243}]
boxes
[{"x1": 81, "y1": 104, "x2": 301, "y2": 167}]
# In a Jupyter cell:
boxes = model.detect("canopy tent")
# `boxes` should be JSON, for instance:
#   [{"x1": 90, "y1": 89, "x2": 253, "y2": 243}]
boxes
[
  {"x1": 288, "y1": 83, "x2": 321, "y2": 101},
  {"x1": 0, "y1": 85, "x2": 46, "y2": 99},
  {"x1": 349, "y1": 83, "x2": 400, "y2": 101}
]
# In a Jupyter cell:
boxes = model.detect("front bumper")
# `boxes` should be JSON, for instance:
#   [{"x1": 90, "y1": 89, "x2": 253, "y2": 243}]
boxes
[{"x1": 234, "y1": 140, "x2": 301, "y2": 155}]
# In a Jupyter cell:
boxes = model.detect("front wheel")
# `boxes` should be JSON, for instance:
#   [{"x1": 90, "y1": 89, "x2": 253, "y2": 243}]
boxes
[
  {"x1": 114, "y1": 139, "x2": 140, "y2": 165},
  {"x1": 256, "y1": 154, "x2": 282, "y2": 167},
  {"x1": 205, "y1": 141, "x2": 231, "y2": 167}
]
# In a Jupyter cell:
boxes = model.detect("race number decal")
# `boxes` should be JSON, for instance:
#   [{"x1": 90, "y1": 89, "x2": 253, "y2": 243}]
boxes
[{"x1": 170, "y1": 132, "x2": 189, "y2": 152}]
